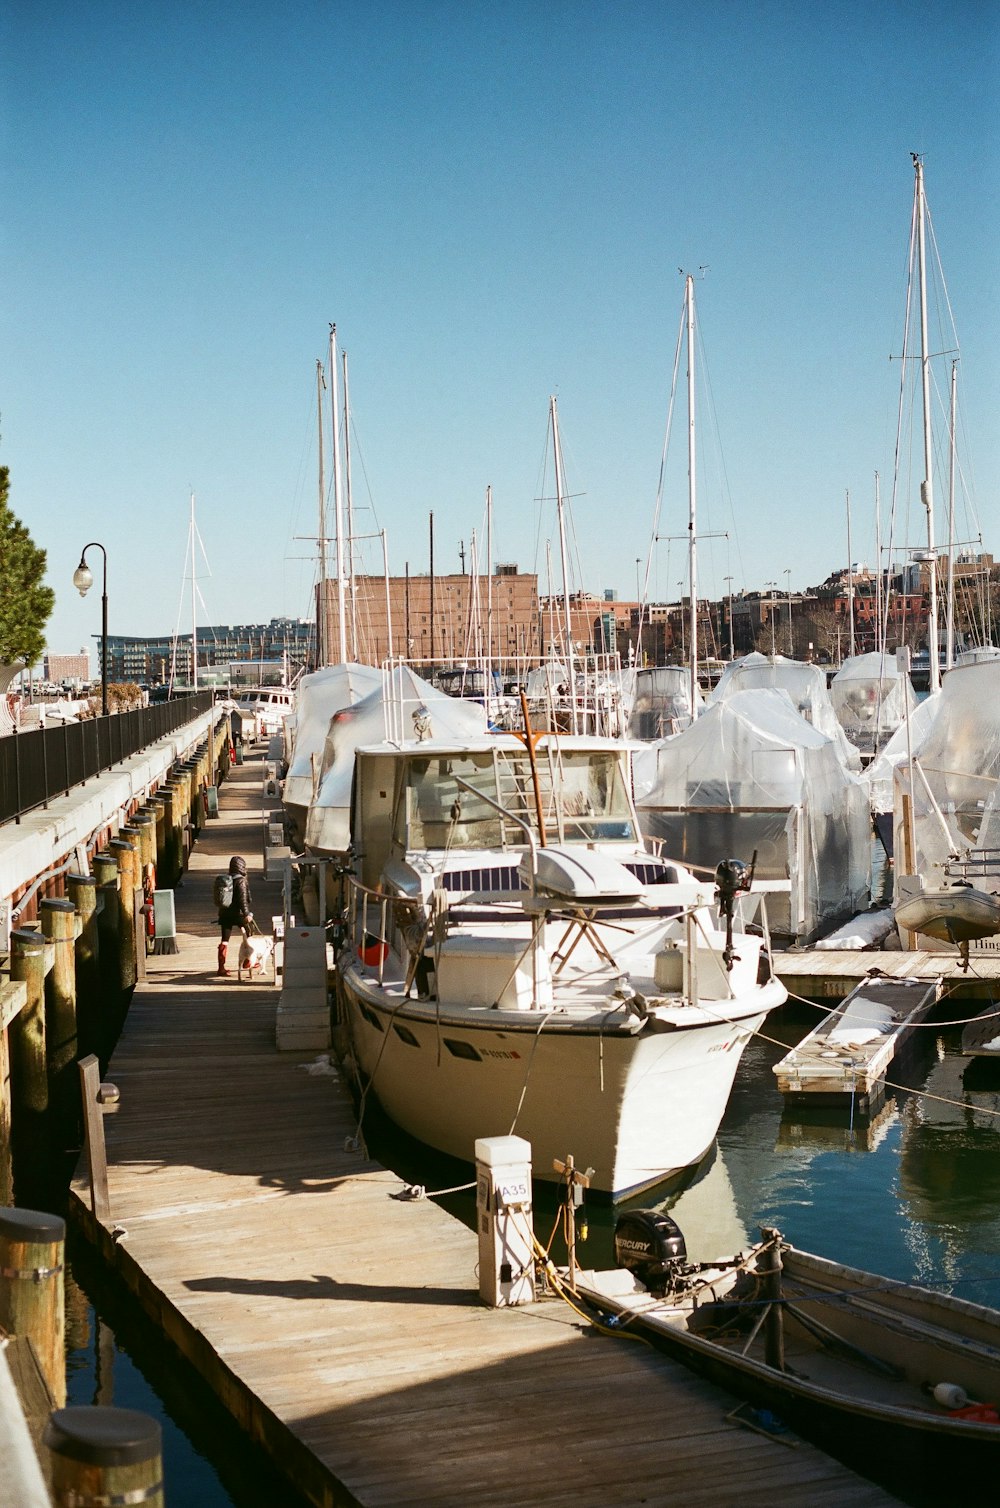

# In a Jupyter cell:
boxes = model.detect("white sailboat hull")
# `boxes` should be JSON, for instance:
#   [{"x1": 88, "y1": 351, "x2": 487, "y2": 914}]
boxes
[{"x1": 339, "y1": 961, "x2": 782, "y2": 1196}]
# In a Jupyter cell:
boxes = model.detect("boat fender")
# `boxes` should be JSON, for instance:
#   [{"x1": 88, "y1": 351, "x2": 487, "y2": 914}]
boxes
[
  {"x1": 932, "y1": 1382, "x2": 968, "y2": 1410},
  {"x1": 359, "y1": 936, "x2": 388, "y2": 967}
]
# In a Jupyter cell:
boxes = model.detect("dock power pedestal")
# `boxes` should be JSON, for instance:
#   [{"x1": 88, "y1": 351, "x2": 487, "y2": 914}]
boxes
[{"x1": 475, "y1": 1135, "x2": 535, "y2": 1308}]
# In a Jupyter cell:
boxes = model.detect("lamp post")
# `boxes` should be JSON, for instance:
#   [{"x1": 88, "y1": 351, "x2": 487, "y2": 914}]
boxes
[{"x1": 73, "y1": 543, "x2": 108, "y2": 716}]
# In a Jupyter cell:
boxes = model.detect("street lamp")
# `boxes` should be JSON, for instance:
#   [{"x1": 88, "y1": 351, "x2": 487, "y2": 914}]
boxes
[{"x1": 73, "y1": 542, "x2": 108, "y2": 716}]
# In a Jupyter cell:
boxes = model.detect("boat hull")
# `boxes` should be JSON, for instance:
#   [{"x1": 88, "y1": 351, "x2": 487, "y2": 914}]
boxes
[
  {"x1": 576, "y1": 1242, "x2": 1000, "y2": 1499},
  {"x1": 338, "y1": 961, "x2": 780, "y2": 1196},
  {"x1": 894, "y1": 887, "x2": 1000, "y2": 945}
]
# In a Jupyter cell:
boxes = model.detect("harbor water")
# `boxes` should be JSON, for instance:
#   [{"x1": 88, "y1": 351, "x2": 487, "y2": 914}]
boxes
[
  {"x1": 62, "y1": 1237, "x2": 310, "y2": 1508},
  {"x1": 395, "y1": 993, "x2": 1000, "y2": 1314}
]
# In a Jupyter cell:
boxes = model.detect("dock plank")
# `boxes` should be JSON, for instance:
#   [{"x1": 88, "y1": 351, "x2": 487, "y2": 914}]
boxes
[
  {"x1": 69, "y1": 752, "x2": 902, "y2": 1507},
  {"x1": 776, "y1": 946, "x2": 1000, "y2": 999}
]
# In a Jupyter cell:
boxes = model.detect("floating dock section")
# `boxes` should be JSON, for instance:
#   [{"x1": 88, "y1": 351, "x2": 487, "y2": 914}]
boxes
[
  {"x1": 961, "y1": 1005, "x2": 1000, "y2": 1060},
  {"x1": 773, "y1": 974, "x2": 943, "y2": 1113}
]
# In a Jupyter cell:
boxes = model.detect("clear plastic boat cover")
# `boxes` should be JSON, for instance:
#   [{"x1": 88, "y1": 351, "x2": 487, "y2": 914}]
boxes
[
  {"x1": 830, "y1": 652, "x2": 918, "y2": 756},
  {"x1": 709, "y1": 652, "x2": 861, "y2": 771},
  {"x1": 636, "y1": 688, "x2": 871, "y2": 941},
  {"x1": 283, "y1": 663, "x2": 383, "y2": 818},
  {"x1": 303, "y1": 665, "x2": 489, "y2": 855},
  {"x1": 863, "y1": 691, "x2": 941, "y2": 818},
  {"x1": 628, "y1": 666, "x2": 703, "y2": 740},
  {"x1": 891, "y1": 661, "x2": 1000, "y2": 890}
]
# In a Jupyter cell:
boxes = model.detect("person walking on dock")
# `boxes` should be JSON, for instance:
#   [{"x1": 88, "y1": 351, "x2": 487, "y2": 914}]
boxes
[{"x1": 215, "y1": 856, "x2": 253, "y2": 977}]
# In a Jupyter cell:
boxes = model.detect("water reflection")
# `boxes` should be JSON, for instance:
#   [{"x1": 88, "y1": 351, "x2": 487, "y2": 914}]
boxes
[
  {"x1": 373, "y1": 998, "x2": 1000, "y2": 1314},
  {"x1": 51, "y1": 986, "x2": 1000, "y2": 1507},
  {"x1": 64, "y1": 1243, "x2": 311, "y2": 1508}
]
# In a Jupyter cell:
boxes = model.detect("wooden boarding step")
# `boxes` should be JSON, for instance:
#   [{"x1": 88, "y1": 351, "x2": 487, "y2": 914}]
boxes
[{"x1": 275, "y1": 923, "x2": 331, "y2": 1050}]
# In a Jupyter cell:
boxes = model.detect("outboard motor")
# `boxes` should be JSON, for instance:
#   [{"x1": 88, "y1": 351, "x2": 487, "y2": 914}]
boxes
[
  {"x1": 613, "y1": 1210, "x2": 687, "y2": 1295},
  {"x1": 714, "y1": 854, "x2": 755, "y2": 969}
]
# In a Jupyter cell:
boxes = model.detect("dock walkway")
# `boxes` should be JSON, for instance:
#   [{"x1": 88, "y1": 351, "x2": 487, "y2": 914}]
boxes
[
  {"x1": 70, "y1": 750, "x2": 901, "y2": 1506},
  {"x1": 775, "y1": 946, "x2": 1000, "y2": 1001}
]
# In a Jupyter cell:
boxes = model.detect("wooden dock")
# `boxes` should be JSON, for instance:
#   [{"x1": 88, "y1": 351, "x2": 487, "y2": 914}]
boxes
[
  {"x1": 775, "y1": 947, "x2": 1000, "y2": 1001},
  {"x1": 772, "y1": 976, "x2": 942, "y2": 1112},
  {"x1": 69, "y1": 750, "x2": 903, "y2": 1507}
]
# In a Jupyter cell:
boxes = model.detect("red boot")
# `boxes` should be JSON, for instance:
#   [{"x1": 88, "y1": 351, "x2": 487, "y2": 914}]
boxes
[{"x1": 217, "y1": 943, "x2": 230, "y2": 977}]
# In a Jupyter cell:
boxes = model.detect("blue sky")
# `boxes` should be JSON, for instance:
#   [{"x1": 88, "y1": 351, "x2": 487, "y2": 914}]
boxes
[{"x1": 4, "y1": 0, "x2": 998, "y2": 663}]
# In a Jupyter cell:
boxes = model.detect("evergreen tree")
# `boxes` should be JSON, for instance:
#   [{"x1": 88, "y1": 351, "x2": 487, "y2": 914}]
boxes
[{"x1": 0, "y1": 467, "x2": 55, "y2": 666}]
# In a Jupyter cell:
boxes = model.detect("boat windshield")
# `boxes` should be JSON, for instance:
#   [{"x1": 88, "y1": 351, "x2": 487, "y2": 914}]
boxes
[{"x1": 398, "y1": 748, "x2": 636, "y2": 851}]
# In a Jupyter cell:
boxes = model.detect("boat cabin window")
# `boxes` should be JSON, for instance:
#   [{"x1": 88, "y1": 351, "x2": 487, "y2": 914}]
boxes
[{"x1": 396, "y1": 749, "x2": 636, "y2": 851}]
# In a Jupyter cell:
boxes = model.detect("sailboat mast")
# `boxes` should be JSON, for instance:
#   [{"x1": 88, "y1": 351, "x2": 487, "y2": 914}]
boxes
[
  {"x1": 946, "y1": 358, "x2": 957, "y2": 669},
  {"x1": 550, "y1": 395, "x2": 578, "y2": 733},
  {"x1": 846, "y1": 489, "x2": 855, "y2": 657},
  {"x1": 316, "y1": 359, "x2": 328, "y2": 667},
  {"x1": 486, "y1": 485, "x2": 494, "y2": 673},
  {"x1": 342, "y1": 348, "x2": 357, "y2": 661},
  {"x1": 190, "y1": 491, "x2": 198, "y2": 690},
  {"x1": 685, "y1": 274, "x2": 698, "y2": 713},
  {"x1": 874, "y1": 472, "x2": 882, "y2": 653},
  {"x1": 381, "y1": 528, "x2": 392, "y2": 661},
  {"x1": 329, "y1": 324, "x2": 348, "y2": 663},
  {"x1": 914, "y1": 155, "x2": 940, "y2": 692}
]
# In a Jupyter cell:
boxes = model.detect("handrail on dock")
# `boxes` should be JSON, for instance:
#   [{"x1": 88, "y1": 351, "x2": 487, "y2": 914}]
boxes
[{"x1": 0, "y1": 692, "x2": 215, "y2": 827}]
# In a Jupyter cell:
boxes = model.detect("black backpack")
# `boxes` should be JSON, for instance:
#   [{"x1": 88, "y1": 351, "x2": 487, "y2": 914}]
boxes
[{"x1": 213, "y1": 873, "x2": 234, "y2": 910}]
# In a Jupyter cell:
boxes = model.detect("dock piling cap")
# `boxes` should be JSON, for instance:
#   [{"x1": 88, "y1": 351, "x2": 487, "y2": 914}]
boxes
[
  {"x1": 475, "y1": 1135, "x2": 532, "y2": 1167},
  {"x1": 10, "y1": 929, "x2": 46, "y2": 953},
  {"x1": 0, "y1": 1206, "x2": 66, "y2": 1243},
  {"x1": 44, "y1": 1406, "x2": 162, "y2": 1465}
]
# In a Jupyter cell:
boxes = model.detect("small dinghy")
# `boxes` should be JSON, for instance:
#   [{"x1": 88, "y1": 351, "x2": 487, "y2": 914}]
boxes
[
  {"x1": 572, "y1": 1217, "x2": 1000, "y2": 1501},
  {"x1": 894, "y1": 883, "x2": 1000, "y2": 965}
]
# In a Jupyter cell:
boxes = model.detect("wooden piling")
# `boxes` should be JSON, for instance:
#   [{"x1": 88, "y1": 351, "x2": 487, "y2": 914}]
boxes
[
  {"x1": 119, "y1": 826, "x2": 149, "y2": 984},
  {"x1": 91, "y1": 853, "x2": 121, "y2": 1021},
  {"x1": 9, "y1": 932, "x2": 49, "y2": 1170},
  {"x1": 40, "y1": 899, "x2": 79, "y2": 1143},
  {"x1": 0, "y1": 980, "x2": 27, "y2": 1204},
  {"x1": 167, "y1": 776, "x2": 190, "y2": 873},
  {"x1": 131, "y1": 811, "x2": 157, "y2": 874},
  {"x1": 0, "y1": 1206, "x2": 66, "y2": 1407},
  {"x1": 67, "y1": 874, "x2": 99, "y2": 1056},
  {"x1": 145, "y1": 797, "x2": 168, "y2": 878},
  {"x1": 44, "y1": 1406, "x2": 163, "y2": 1508},
  {"x1": 181, "y1": 760, "x2": 202, "y2": 841},
  {"x1": 107, "y1": 841, "x2": 137, "y2": 993},
  {"x1": 152, "y1": 788, "x2": 180, "y2": 887}
]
